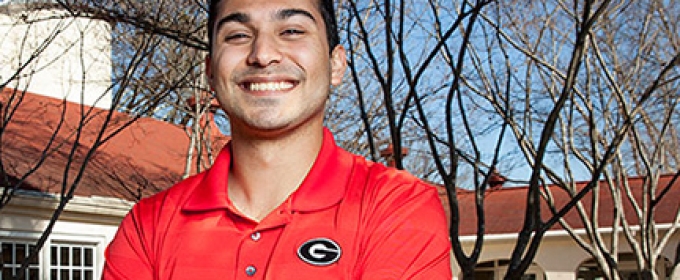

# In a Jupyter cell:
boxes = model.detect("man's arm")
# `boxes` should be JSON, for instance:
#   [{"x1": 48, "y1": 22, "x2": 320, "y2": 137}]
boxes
[
  {"x1": 102, "y1": 206, "x2": 154, "y2": 280},
  {"x1": 355, "y1": 180, "x2": 452, "y2": 279}
]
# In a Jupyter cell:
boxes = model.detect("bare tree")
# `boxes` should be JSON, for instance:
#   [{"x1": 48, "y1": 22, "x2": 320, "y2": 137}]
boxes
[
  {"x1": 0, "y1": 1, "x2": 204, "y2": 278},
  {"x1": 3, "y1": 0, "x2": 677, "y2": 279},
  {"x1": 342, "y1": 0, "x2": 678, "y2": 279},
  {"x1": 506, "y1": 2, "x2": 677, "y2": 280},
  {"x1": 474, "y1": 1, "x2": 680, "y2": 279}
]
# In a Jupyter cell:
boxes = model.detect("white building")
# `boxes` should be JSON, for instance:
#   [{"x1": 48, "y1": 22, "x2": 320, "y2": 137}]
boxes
[
  {"x1": 0, "y1": 0, "x2": 112, "y2": 109},
  {"x1": 0, "y1": 2, "x2": 226, "y2": 279},
  {"x1": 1, "y1": 85, "x2": 220, "y2": 279},
  {"x1": 437, "y1": 174, "x2": 679, "y2": 280}
]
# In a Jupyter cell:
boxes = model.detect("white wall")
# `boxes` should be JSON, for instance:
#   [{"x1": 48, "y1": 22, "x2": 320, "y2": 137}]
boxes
[
  {"x1": 0, "y1": 193, "x2": 131, "y2": 279},
  {"x1": 0, "y1": 5, "x2": 112, "y2": 109},
  {"x1": 452, "y1": 228, "x2": 679, "y2": 280}
]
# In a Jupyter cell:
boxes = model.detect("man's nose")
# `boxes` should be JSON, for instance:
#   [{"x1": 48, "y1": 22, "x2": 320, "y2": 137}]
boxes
[{"x1": 247, "y1": 35, "x2": 282, "y2": 67}]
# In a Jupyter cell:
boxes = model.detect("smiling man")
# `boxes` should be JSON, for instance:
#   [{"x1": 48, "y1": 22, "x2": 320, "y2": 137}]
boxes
[{"x1": 102, "y1": 0, "x2": 452, "y2": 279}]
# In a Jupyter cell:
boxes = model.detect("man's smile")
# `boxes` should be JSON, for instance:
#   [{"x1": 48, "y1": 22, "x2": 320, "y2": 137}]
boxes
[{"x1": 241, "y1": 81, "x2": 297, "y2": 92}]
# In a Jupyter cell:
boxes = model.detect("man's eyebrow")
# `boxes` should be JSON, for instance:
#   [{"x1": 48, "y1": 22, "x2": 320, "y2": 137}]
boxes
[
  {"x1": 276, "y1": 8, "x2": 317, "y2": 23},
  {"x1": 215, "y1": 12, "x2": 250, "y2": 32},
  {"x1": 214, "y1": 9, "x2": 316, "y2": 33}
]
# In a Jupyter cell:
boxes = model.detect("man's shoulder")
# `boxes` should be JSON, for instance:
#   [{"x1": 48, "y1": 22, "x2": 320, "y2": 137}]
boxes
[
  {"x1": 354, "y1": 154, "x2": 432, "y2": 187},
  {"x1": 341, "y1": 153, "x2": 449, "y2": 250},
  {"x1": 347, "y1": 154, "x2": 439, "y2": 203}
]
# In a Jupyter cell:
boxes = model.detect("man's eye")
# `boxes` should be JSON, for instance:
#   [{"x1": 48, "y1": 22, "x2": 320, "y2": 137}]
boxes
[
  {"x1": 281, "y1": 29, "x2": 305, "y2": 36},
  {"x1": 225, "y1": 33, "x2": 250, "y2": 42}
]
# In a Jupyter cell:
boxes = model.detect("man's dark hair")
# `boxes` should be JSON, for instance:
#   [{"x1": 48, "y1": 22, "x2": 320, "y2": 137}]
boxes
[{"x1": 207, "y1": 0, "x2": 339, "y2": 53}]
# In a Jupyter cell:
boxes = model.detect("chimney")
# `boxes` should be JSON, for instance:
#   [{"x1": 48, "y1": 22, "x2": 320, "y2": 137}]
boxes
[
  {"x1": 488, "y1": 169, "x2": 506, "y2": 190},
  {"x1": 380, "y1": 144, "x2": 409, "y2": 168}
]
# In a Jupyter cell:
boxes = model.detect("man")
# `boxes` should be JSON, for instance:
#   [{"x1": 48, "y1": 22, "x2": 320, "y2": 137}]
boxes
[{"x1": 103, "y1": 0, "x2": 452, "y2": 279}]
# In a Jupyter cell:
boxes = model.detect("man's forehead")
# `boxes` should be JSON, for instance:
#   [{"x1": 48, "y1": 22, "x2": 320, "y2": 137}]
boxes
[{"x1": 216, "y1": 0, "x2": 320, "y2": 19}]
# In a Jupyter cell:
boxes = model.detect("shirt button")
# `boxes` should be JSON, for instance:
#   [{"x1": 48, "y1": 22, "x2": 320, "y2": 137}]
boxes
[
  {"x1": 245, "y1": 265, "x2": 257, "y2": 277},
  {"x1": 251, "y1": 232, "x2": 261, "y2": 241}
]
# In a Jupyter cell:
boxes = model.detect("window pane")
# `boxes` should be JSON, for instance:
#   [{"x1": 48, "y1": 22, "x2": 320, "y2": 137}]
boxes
[
  {"x1": 59, "y1": 247, "x2": 69, "y2": 266},
  {"x1": 60, "y1": 269, "x2": 69, "y2": 280},
  {"x1": 73, "y1": 248, "x2": 82, "y2": 266},
  {"x1": 51, "y1": 247, "x2": 58, "y2": 266},
  {"x1": 477, "y1": 261, "x2": 494, "y2": 268},
  {"x1": 27, "y1": 245, "x2": 38, "y2": 265},
  {"x1": 3, "y1": 267, "x2": 14, "y2": 280},
  {"x1": 474, "y1": 271, "x2": 495, "y2": 280},
  {"x1": 51, "y1": 269, "x2": 58, "y2": 280},
  {"x1": 84, "y1": 248, "x2": 93, "y2": 267},
  {"x1": 84, "y1": 270, "x2": 93, "y2": 280},
  {"x1": 16, "y1": 245, "x2": 25, "y2": 263},
  {"x1": 28, "y1": 268, "x2": 39, "y2": 280},
  {"x1": 2, "y1": 243, "x2": 13, "y2": 264},
  {"x1": 73, "y1": 270, "x2": 82, "y2": 280}
]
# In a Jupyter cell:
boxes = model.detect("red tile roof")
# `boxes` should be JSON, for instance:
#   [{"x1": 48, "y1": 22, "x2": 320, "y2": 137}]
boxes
[
  {"x1": 1, "y1": 88, "x2": 228, "y2": 201},
  {"x1": 437, "y1": 174, "x2": 679, "y2": 235},
  {"x1": 4, "y1": 88, "x2": 677, "y2": 235}
]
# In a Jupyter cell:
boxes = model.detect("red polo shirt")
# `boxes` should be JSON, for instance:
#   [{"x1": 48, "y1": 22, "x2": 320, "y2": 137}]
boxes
[{"x1": 103, "y1": 129, "x2": 451, "y2": 279}]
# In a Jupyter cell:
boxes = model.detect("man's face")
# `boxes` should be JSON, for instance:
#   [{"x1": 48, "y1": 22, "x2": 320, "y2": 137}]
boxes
[{"x1": 207, "y1": 0, "x2": 346, "y2": 137}]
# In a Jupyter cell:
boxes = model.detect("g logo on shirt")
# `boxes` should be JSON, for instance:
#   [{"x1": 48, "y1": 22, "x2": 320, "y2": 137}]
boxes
[{"x1": 297, "y1": 238, "x2": 342, "y2": 266}]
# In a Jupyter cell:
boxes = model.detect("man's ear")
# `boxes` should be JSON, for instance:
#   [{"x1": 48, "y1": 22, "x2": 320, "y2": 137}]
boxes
[{"x1": 330, "y1": 45, "x2": 347, "y2": 86}]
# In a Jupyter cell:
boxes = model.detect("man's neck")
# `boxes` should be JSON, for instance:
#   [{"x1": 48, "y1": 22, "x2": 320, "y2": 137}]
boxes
[{"x1": 227, "y1": 126, "x2": 325, "y2": 222}]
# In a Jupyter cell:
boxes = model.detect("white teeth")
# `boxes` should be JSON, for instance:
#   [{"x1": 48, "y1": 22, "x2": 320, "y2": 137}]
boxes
[{"x1": 248, "y1": 82, "x2": 294, "y2": 91}]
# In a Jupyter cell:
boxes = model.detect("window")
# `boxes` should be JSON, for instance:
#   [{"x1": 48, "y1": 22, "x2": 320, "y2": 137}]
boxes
[
  {"x1": 521, "y1": 274, "x2": 538, "y2": 280},
  {"x1": 473, "y1": 270, "x2": 495, "y2": 280},
  {"x1": 1, "y1": 241, "x2": 39, "y2": 280},
  {"x1": 49, "y1": 244, "x2": 96, "y2": 280},
  {"x1": 1, "y1": 241, "x2": 96, "y2": 280},
  {"x1": 577, "y1": 253, "x2": 673, "y2": 280},
  {"x1": 468, "y1": 259, "x2": 545, "y2": 280}
]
